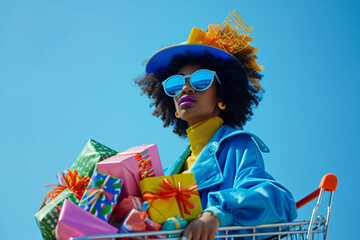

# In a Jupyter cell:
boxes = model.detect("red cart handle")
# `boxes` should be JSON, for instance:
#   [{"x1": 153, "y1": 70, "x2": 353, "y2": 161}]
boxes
[{"x1": 296, "y1": 174, "x2": 338, "y2": 209}]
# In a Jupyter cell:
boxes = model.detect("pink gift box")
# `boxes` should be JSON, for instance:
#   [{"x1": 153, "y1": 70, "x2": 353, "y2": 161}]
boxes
[
  {"x1": 97, "y1": 144, "x2": 163, "y2": 199},
  {"x1": 97, "y1": 144, "x2": 164, "y2": 224},
  {"x1": 56, "y1": 199, "x2": 118, "y2": 240}
]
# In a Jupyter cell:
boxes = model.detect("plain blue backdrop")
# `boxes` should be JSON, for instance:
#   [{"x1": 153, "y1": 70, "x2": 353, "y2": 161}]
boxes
[{"x1": 1, "y1": 1, "x2": 359, "y2": 239}]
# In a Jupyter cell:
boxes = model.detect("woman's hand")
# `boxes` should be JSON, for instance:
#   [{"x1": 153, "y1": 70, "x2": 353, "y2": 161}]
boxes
[{"x1": 182, "y1": 211, "x2": 220, "y2": 240}]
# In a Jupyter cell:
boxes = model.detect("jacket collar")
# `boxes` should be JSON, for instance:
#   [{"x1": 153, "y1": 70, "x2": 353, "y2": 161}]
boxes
[{"x1": 165, "y1": 126, "x2": 269, "y2": 190}]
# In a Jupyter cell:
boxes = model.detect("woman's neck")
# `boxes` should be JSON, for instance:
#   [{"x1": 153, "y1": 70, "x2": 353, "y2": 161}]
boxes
[{"x1": 186, "y1": 117, "x2": 224, "y2": 157}]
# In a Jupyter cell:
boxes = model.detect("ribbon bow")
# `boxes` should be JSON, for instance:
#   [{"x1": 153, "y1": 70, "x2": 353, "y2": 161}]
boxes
[
  {"x1": 143, "y1": 178, "x2": 199, "y2": 218},
  {"x1": 41, "y1": 169, "x2": 90, "y2": 209},
  {"x1": 81, "y1": 175, "x2": 114, "y2": 213}
]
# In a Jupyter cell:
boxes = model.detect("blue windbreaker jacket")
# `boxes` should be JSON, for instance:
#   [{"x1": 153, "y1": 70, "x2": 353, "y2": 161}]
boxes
[{"x1": 165, "y1": 125, "x2": 298, "y2": 227}]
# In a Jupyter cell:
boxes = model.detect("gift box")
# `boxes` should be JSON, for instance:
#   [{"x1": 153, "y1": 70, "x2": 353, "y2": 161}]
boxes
[
  {"x1": 119, "y1": 209, "x2": 162, "y2": 240},
  {"x1": 78, "y1": 169, "x2": 123, "y2": 222},
  {"x1": 35, "y1": 189, "x2": 79, "y2": 240},
  {"x1": 56, "y1": 199, "x2": 118, "y2": 240},
  {"x1": 139, "y1": 173, "x2": 202, "y2": 224},
  {"x1": 112, "y1": 196, "x2": 143, "y2": 224},
  {"x1": 97, "y1": 144, "x2": 163, "y2": 196},
  {"x1": 70, "y1": 139, "x2": 118, "y2": 178},
  {"x1": 97, "y1": 144, "x2": 164, "y2": 222},
  {"x1": 161, "y1": 216, "x2": 188, "y2": 238}
]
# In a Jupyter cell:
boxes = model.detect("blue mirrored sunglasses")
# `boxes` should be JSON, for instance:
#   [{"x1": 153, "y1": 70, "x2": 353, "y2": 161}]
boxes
[{"x1": 162, "y1": 69, "x2": 221, "y2": 97}]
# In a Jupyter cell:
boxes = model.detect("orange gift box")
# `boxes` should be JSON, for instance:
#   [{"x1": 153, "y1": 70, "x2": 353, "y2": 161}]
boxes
[{"x1": 139, "y1": 173, "x2": 202, "y2": 224}]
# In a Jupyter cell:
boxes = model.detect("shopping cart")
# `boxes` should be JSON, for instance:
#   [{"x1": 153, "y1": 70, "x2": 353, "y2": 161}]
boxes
[{"x1": 70, "y1": 173, "x2": 338, "y2": 240}]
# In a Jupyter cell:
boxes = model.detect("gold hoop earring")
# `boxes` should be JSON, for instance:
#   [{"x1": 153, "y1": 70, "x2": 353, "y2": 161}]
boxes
[
  {"x1": 175, "y1": 112, "x2": 180, "y2": 118},
  {"x1": 218, "y1": 101, "x2": 227, "y2": 110}
]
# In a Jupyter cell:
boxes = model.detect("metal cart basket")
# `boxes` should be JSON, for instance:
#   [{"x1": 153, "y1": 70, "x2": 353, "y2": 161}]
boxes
[{"x1": 70, "y1": 174, "x2": 338, "y2": 240}]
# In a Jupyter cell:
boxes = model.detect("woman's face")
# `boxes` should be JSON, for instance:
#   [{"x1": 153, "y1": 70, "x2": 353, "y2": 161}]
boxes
[{"x1": 173, "y1": 64, "x2": 220, "y2": 126}]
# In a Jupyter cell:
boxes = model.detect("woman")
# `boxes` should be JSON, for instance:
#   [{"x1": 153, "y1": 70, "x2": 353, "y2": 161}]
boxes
[{"x1": 136, "y1": 10, "x2": 297, "y2": 240}]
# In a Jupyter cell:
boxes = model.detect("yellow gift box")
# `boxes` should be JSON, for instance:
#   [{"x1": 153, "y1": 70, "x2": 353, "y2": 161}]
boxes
[{"x1": 139, "y1": 173, "x2": 202, "y2": 224}]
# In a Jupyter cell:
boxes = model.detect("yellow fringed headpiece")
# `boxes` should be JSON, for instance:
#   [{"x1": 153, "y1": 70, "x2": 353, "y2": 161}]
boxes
[{"x1": 187, "y1": 10, "x2": 264, "y2": 90}]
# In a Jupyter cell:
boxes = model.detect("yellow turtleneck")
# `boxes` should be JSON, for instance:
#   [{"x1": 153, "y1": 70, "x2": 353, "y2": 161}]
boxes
[{"x1": 181, "y1": 117, "x2": 224, "y2": 173}]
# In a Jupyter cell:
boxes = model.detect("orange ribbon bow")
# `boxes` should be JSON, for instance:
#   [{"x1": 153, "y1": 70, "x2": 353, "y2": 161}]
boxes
[
  {"x1": 142, "y1": 178, "x2": 199, "y2": 218},
  {"x1": 41, "y1": 169, "x2": 90, "y2": 209}
]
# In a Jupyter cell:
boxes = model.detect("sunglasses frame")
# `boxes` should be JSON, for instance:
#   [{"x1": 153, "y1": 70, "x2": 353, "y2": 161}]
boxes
[{"x1": 162, "y1": 69, "x2": 221, "y2": 97}]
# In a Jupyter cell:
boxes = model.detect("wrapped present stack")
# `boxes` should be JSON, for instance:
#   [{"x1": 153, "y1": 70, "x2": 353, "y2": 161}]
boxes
[
  {"x1": 35, "y1": 139, "x2": 202, "y2": 240},
  {"x1": 35, "y1": 139, "x2": 118, "y2": 240}
]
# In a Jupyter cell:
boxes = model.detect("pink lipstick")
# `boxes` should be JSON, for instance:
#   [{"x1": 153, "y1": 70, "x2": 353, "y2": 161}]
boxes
[{"x1": 179, "y1": 95, "x2": 196, "y2": 107}]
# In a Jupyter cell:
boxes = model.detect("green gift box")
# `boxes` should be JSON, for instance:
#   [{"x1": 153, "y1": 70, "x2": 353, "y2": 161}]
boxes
[
  {"x1": 35, "y1": 189, "x2": 79, "y2": 240},
  {"x1": 70, "y1": 139, "x2": 118, "y2": 178}
]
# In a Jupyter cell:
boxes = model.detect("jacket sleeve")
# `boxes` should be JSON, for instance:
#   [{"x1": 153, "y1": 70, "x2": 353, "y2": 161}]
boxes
[{"x1": 204, "y1": 135, "x2": 298, "y2": 227}]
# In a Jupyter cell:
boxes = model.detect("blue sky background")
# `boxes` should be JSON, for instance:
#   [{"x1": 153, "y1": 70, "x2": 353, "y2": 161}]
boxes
[{"x1": 1, "y1": 1, "x2": 359, "y2": 239}]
